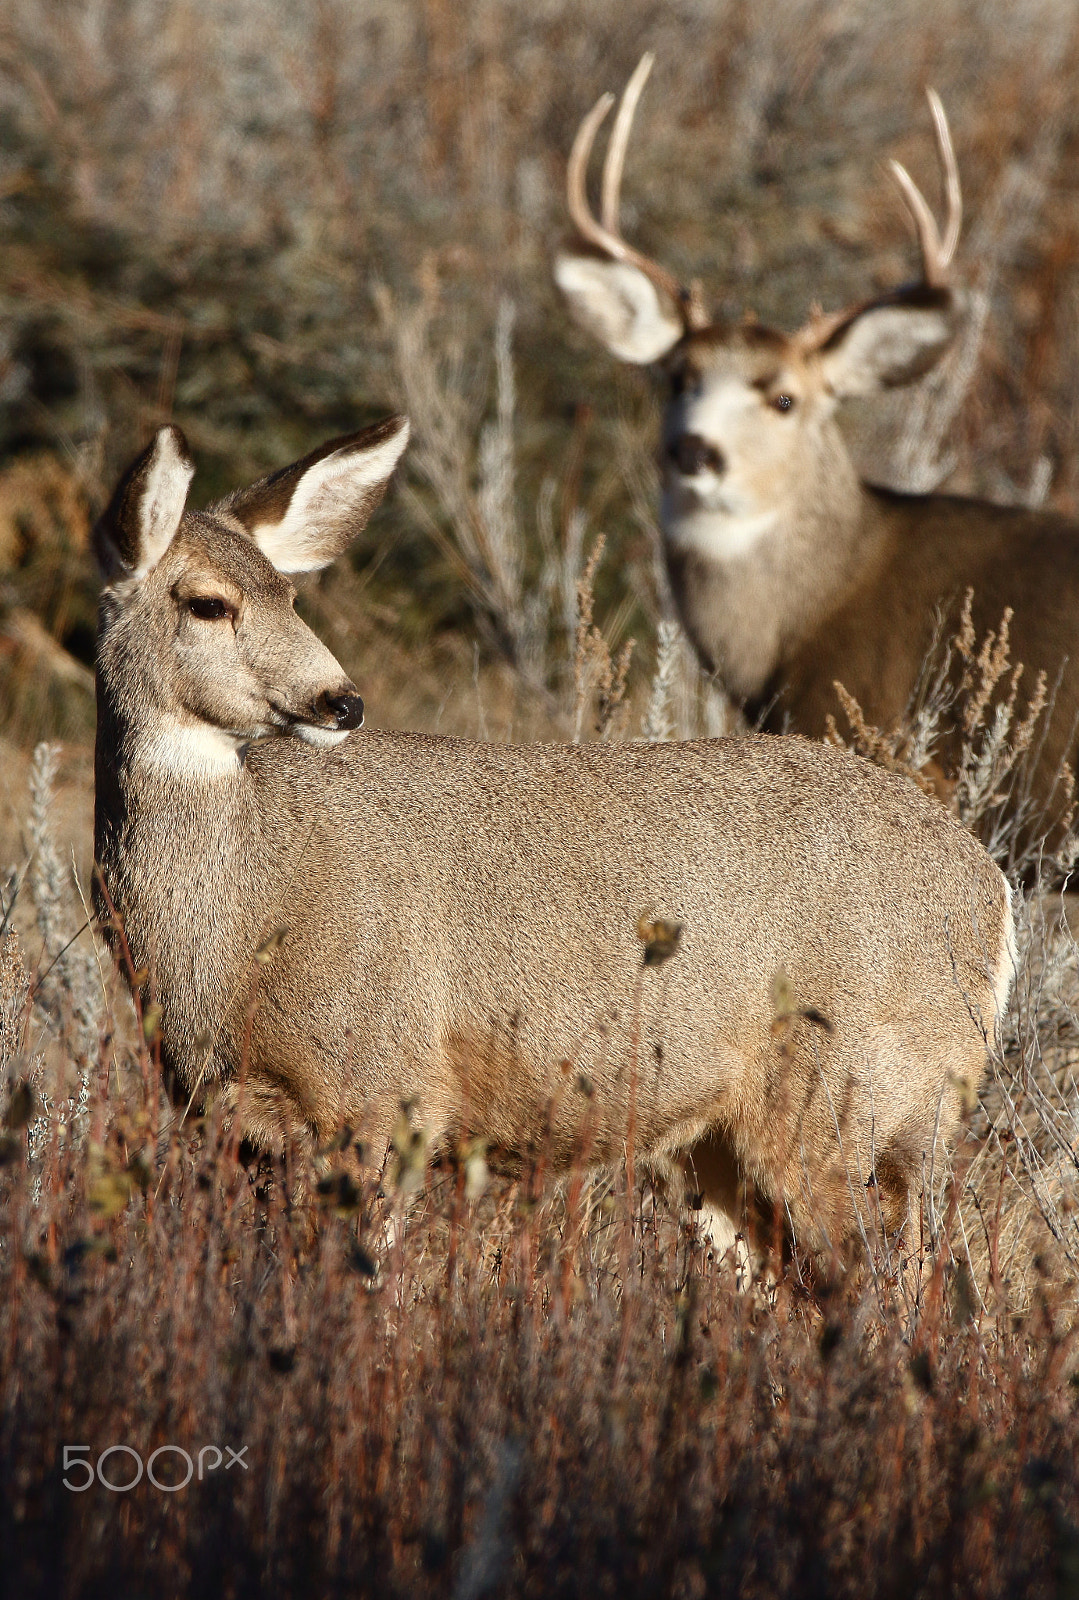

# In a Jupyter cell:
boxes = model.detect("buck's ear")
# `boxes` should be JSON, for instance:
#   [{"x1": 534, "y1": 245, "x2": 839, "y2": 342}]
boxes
[
  {"x1": 93, "y1": 425, "x2": 195, "y2": 580},
  {"x1": 817, "y1": 286, "x2": 962, "y2": 398},
  {"x1": 222, "y1": 415, "x2": 410, "y2": 574},
  {"x1": 554, "y1": 252, "x2": 684, "y2": 364}
]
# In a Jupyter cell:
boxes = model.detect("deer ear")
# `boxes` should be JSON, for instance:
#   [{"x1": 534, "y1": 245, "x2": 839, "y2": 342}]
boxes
[
  {"x1": 221, "y1": 415, "x2": 410, "y2": 573},
  {"x1": 93, "y1": 426, "x2": 195, "y2": 580},
  {"x1": 555, "y1": 252, "x2": 684, "y2": 364},
  {"x1": 817, "y1": 286, "x2": 962, "y2": 398}
]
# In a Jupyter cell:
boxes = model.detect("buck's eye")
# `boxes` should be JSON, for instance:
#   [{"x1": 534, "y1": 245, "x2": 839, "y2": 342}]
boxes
[
  {"x1": 769, "y1": 392, "x2": 795, "y2": 413},
  {"x1": 187, "y1": 596, "x2": 231, "y2": 621}
]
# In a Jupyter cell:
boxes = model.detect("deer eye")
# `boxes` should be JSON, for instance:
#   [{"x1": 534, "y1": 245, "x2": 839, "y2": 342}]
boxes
[
  {"x1": 187, "y1": 596, "x2": 231, "y2": 621},
  {"x1": 769, "y1": 393, "x2": 795, "y2": 413}
]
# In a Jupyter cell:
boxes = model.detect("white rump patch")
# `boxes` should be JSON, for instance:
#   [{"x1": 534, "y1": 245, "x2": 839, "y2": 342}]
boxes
[
  {"x1": 252, "y1": 421, "x2": 411, "y2": 574},
  {"x1": 134, "y1": 429, "x2": 196, "y2": 578},
  {"x1": 554, "y1": 253, "x2": 683, "y2": 365},
  {"x1": 293, "y1": 723, "x2": 352, "y2": 748},
  {"x1": 137, "y1": 718, "x2": 244, "y2": 779}
]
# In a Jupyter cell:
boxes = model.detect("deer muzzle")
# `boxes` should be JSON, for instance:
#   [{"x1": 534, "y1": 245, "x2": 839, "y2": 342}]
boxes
[
  {"x1": 669, "y1": 433, "x2": 725, "y2": 478},
  {"x1": 316, "y1": 689, "x2": 365, "y2": 731}
]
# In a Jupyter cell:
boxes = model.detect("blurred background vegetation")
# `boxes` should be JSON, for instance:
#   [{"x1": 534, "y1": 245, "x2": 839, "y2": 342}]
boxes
[{"x1": 2, "y1": 0, "x2": 1079, "y2": 761}]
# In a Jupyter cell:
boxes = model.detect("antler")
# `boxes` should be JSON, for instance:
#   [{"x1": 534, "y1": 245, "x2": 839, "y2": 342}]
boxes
[
  {"x1": 887, "y1": 88, "x2": 962, "y2": 287},
  {"x1": 567, "y1": 54, "x2": 708, "y2": 329},
  {"x1": 792, "y1": 89, "x2": 961, "y2": 353}
]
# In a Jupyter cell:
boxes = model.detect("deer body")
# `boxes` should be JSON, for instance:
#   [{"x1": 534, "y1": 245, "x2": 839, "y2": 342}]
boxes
[
  {"x1": 670, "y1": 464, "x2": 1079, "y2": 763},
  {"x1": 555, "y1": 60, "x2": 1079, "y2": 823},
  {"x1": 94, "y1": 420, "x2": 1014, "y2": 1250}
]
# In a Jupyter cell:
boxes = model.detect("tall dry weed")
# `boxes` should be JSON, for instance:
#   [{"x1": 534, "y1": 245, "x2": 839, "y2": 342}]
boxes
[{"x1": 826, "y1": 590, "x2": 1078, "y2": 878}]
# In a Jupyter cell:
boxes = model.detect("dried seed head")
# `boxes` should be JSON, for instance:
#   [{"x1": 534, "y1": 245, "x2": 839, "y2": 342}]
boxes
[
  {"x1": 460, "y1": 1136, "x2": 490, "y2": 1202},
  {"x1": 316, "y1": 1170, "x2": 361, "y2": 1217},
  {"x1": 126, "y1": 1149, "x2": 154, "y2": 1192},
  {"x1": 637, "y1": 910, "x2": 684, "y2": 967},
  {"x1": 391, "y1": 1100, "x2": 429, "y2": 1194},
  {"x1": 317, "y1": 1123, "x2": 355, "y2": 1158},
  {"x1": 948, "y1": 1069, "x2": 979, "y2": 1119},
  {"x1": 87, "y1": 1143, "x2": 134, "y2": 1218}
]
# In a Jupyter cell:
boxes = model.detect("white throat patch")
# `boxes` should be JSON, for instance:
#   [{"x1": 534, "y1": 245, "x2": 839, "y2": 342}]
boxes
[
  {"x1": 661, "y1": 492, "x2": 778, "y2": 561},
  {"x1": 137, "y1": 718, "x2": 245, "y2": 780}
]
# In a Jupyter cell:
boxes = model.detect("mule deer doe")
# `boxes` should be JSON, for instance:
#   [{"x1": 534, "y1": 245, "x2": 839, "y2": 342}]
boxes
[
  {"x1": 93, "y1": 417, "x2": 1014, "y2": 1257},
  {"x1": 555, "y1": 57, "x2": 1079, "y2": 839}
]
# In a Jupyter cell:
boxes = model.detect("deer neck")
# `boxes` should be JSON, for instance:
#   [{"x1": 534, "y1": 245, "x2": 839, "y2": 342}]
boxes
[
  {"x1": 93, "y1": 676, "x2": 268, "y2": 1073},
  {"x1": 94, "y1": 676, "x2": 248, "y2": 854},
  {"x1": 661, "y1": 443, "x2": 880, "y2": 704}
]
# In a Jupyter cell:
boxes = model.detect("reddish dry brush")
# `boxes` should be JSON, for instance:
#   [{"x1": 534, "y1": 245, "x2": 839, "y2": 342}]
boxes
[{"x1": 1, "y1": 1019, "x2": 1077, "y2": 1600}]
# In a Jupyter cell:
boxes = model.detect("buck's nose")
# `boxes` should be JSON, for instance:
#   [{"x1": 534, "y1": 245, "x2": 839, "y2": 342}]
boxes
[
  {"x1": 670, "y1": 433, "x2": 724, "y2": 477},
  {"x1": 318, "y1": 689, "x2": 365, "y2": 730}
]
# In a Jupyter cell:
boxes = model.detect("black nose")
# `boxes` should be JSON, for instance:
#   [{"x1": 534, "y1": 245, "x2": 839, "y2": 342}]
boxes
[
  {"x1": 670, "y1": 433, "x2": 724, "y2": 477},
  {"x1": 319, "y1": 690, "x2": 365, "y2": 730}
]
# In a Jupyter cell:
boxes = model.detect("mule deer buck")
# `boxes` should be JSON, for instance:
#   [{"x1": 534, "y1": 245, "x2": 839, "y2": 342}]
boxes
[
  {"x1": 93, "y1": 417, "x2": 1014, "y2": 1258},
  {"x1": 555, "y1": 57, "x2": 1079, "y2": 841}
]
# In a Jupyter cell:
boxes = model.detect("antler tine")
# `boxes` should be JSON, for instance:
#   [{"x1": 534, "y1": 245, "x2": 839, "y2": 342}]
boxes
[
  {"x1": 566, "y1": 57, "x2": 701, "y2": 326},
  {"x1": 567, "y1": 90, "x2": 617, "y2": 248},
  {"x1": 887, "y1": 88, "x2": 962, "y2": 287},
  {"x1": 926, "y1": 88, "x2": 962, "y2": 266},
  {"x1": 888, "y1": 158, "x2": 943, "y2": 280},
  {"x1": 600, "y1": 51, "x2": 654, "y2": 234},
  {"x1": 797, "y1": 90, "x2": 962, "y2": 351}
]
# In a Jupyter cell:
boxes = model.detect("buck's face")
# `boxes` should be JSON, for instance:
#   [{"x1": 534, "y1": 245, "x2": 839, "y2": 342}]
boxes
[
  {"x1": 556, "y1": 61, "x2": 965, "y2": 563},
  {"x1": 557, "y1": 245, "x2": 960, "y2": 561},
  {"x1": 95, "y1": 418, "x2": 409, "y2": 773},
  {"x1": 660, "y1": 327, "x2": 835, "y2": 537}
]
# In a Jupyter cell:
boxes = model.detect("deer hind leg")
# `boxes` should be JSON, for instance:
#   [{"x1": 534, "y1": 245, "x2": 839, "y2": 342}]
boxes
[
  {"x1": 677, "y1": 1128, "x2": 761, "y2": 1288},
  {"x1": 854, "y1": 1028, "x2": 986, "y2": 1247},
  {"x1": 217, "y1": 1071, "x2": 316, "y2": 1155}
]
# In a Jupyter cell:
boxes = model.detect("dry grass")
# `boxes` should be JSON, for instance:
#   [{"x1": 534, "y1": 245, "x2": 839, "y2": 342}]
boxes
[
  {"x1": 1, "y1": 932, "x2": 1078, "y2": 1600},
  {"x1": 822, "y1": 603, "x2": 1079, "y2": 1312}
]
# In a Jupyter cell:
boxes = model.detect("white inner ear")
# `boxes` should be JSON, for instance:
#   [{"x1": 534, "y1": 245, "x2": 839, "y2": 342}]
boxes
[
  {"x1": 134, "y1": 430, "x2": 195, "y2": 578},
  {"x1": 555, "y1": 253, "x2": 683, "y2": 364},
  {"x1": 251, "y1": 421, "x2": 411, "y2": 574},
  {"x1": 820, "y1": 306, "x2": 953, "y2": 398}
]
